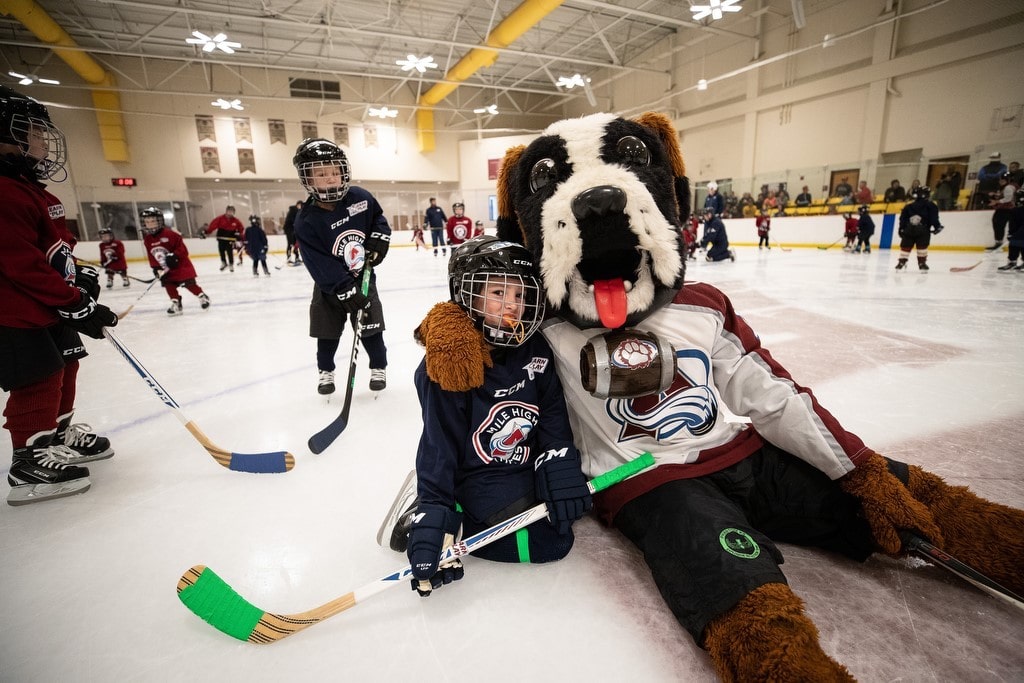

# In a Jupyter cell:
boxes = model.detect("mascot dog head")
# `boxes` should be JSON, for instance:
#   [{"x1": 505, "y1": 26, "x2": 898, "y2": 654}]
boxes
[{"x1": 496, "y1": 112, "x2": 689, "y2": 329}]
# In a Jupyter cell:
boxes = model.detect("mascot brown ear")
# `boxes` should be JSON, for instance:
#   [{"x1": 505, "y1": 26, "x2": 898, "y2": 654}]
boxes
[
  {"x1": 496, "y1": 144, "x2": 526, "y2": 245},
  {"x1": 633, "y1": 112, "x2": 691, "y2": 223}
]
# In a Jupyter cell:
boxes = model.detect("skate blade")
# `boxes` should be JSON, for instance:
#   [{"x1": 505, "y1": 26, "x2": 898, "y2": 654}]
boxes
[
  {"x1": 52, "y1": 448, "x2": 114, "y2": 464},
  {"x1": 7, "y1": 479, "x2": 91, "y2": 506},
  {"x1": 376, "y1": 469, "x2": 417, "y2": 547}
]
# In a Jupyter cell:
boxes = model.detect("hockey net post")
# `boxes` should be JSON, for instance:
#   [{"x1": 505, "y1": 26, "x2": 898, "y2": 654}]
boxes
[{"x1": 177, "y1": 453, "x2": 656, "y2": 643}]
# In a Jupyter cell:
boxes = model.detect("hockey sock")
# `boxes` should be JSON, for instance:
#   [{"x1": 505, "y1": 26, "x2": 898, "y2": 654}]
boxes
[
  {"x1": 164, "y1": 284, "x2": 179, "y2": 299},
  {"x1": 57, "y1": 359, "x2": 79, "y2": 417},
  {"x1": 183, "y1": 283, "x2": 203, "y2": 296},
  {"x1": 316, "y1": 338, "x2": 341, "y2": 372},
  {"x1": 360, "y1": 332, "x2": 388, "y2": 369},
  {"x1": 2, "y1": 367, "x2": 64, "y2": 448}
]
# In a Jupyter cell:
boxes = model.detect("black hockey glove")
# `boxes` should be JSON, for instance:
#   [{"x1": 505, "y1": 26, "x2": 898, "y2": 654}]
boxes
[
  {"x1": 898, "y1": 227, "x2": 906, "y2": 238},
  {"x1": 931, "y1": 224, "x2": 944, "y2": 235},
  {"x1": 335, "y1": 284, "x2": 370, "y2": 313},
  {"x1": 75, "y1": 264, "x2": 102, "y2": 301},
  {"x1": 407, "y1": 503, "x2": 464, "y2": 597},
  {"x1": 535, "y1": 447, "x2": 592, "y2": 535},
  {"x1": 364, "y1": 230, "x2": 390, "y2": 265},
  {"x1": 164, "y1": 253, "x2": 180, "y2": 270},
  {"x1": 58, "y1": 291, "x2": 118, "y2": 339}
]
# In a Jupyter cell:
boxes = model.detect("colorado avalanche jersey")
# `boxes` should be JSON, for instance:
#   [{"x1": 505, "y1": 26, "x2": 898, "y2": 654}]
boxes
[
  {"x1": 414, "y1": 333, "x2": 578, "y2": 525},
  {"x1": 541, "y1": 281, "x2": 870, "y2": 524},
  {"x1": 295, "y1": 187, "x2": 391, "y2": 295}
]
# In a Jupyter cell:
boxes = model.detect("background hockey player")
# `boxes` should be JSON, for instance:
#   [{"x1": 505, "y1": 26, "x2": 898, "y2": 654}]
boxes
[
  {"x1": 854, "y1": 204, "x2": 874, "y2": 253},
  {"x1": 140, "y1": 207, "x2": 210, "y2": 315},
  {"x1": 98, "y1": 227, "x2": 130, "y2": 287},
  {"x1": 377, "y1": 236, "x2": 591, "y2": 596},
  {"x1": 755, "y1": 208, "x2": 770, "y2": 250},
  {"x1": 699, "y1": 207, "x2": 735, "y2": 262},
  {"x1": 843, "y1": 211, "x2": 859, "y2": 251},
  {"x1": 292, "y1": 138, "x2": 391, "y2": 395},
  {"x1": 0, "y1": 85, "x2": 119, "y2": 505},
  {"x1": 204, "y1": 204, "x2": 244, "y2": 271},
  {"x1": 424, "y1": 197, "x2": 447, "y2": 257},
  {"x1": 896, "y1": 186, "x2": 942, "y2": 271},
  {"x1": 444, "y1": 202, "x2": 473, "y2": 247},
  {"x1": 245, "y1": 214, "x2": 270, "y2": 277}
]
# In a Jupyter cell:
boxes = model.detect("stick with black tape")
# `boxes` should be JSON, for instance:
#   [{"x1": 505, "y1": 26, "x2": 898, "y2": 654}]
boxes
[
  {"x1": 177, "y1": 453, "x2": 656, "y2": 643},
  {"x1": 307, "y1": 261, "x2": 373, "y2": 454},
  {"x1": 902, "y1": 533, "x2": 1024, "y2": 611}
]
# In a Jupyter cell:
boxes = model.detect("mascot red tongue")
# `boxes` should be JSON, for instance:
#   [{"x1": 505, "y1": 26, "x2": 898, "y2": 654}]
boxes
[{"x1": 593, "y1": 278, "x2": 628, "y2": 329}]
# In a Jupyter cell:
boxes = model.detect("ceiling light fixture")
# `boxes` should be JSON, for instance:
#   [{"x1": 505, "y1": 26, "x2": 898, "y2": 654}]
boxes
[
  {"x1": 697, "y1": 79, "x2": 708, "y2": 91},
  {"x1": 690, "y1": 0, "x2": 742, "y2": 22},
  {"x1": 211, "y1": 98, "x2": 244, "y2": 110},
  {"x1": 186, "y1": 31, "x2": 242, "y2": 54},
  {"x1": 556, "y1": 74, "x2": 588, "y2": 89},
  {"x1": 473, "y1": 104, "x2": 498, "y2": 115},
  {"x1": 368, "y1": 106, "x2": 398, "y2": 119},
  {"x1": 395, "y1": 55, "x2": 438, "y2": 73},
  {"x1": 8, "y1": 71, "x2": 60, "y2": 86}
]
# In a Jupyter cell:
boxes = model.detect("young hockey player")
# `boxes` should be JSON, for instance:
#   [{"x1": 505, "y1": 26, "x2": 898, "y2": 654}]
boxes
[
  {"x1": 98, "y1": 227, "x2": 130, "y2": 287},
  {"x1": 377, "y1": 236, "x2": 592, "y2": 595},
  {"x1": 412, "y1": 224, "x2": 427, "y2": 251},
  {"x1": 292, "y1": 138, "x2": 391, "y2": 394},
  {"x1": 245, "y1": 214, "x2": 270, "y2": 277},
  {"x1": 445, "y1": 202, "x2": 473, "y2": 247},
  {"x1": 0, "y1": 85, "x2": 119, "y2": 505},
  {"x1": 700, "y1": 207, "x2": 735, "y2": 262},
  {"x1": 896, "y1": 186, "x2": 943, "y2": 272},
  {"x1": 755, "y1": 208, "x2": 771, "y2": 250},
  {"x1": 854, "y1": 204, "x2": 875, "y2": 253},
  {"x1": 140, "y1": 207, "x2": 210, "y2": 315},
  {"x1": 204, "y1": 205, "x2": 244, "y2": 271},
  {"x1": 842, "y1": 212, "x2": 859, "y2": 251}
]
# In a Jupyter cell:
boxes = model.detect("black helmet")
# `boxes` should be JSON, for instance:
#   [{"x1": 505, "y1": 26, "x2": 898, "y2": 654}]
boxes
[
  {"x1": 98, "y1": 227, "x2": 113, "y2": 234},
  {"x1": 293, "y1": 138, "x2": 351, "y2": 202},
  {"x1": 249, "y1": 214, "x2": 261, "y2": 226},
  {"x1": 448, "y1": 236, "x2": 546, "y2": 348},
  {"x1": 139, "y1": 206, "x2": 165, "y2": 235},
  {"x1": 858, "y1": 204, "x2": 869, "y2": 214},
  {"x1": 0, "y1": 85, "x2": 68, "y2": 181},
  {"x1": 453, "y1": 202, "x2": 465, "y2": 212},
  {"x1": 911, "y1": 185, "x2": 931, "y2": 200}
]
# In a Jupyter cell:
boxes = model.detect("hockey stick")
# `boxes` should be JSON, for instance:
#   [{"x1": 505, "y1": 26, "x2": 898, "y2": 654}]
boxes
[
  {"x1": 102, "y1": 328, "x2": 295, "y2": 473},
  {"x1": 949, "y1": 261, "x2": 983, "y2": 273},
  {"x1": 902, "y1": 533, "x2": 1024, "y2": 611},
  {"x1": 116, "y1": 276, "x2": 163, "y2": 320},
  {"x1": 78, "y1": 259, "x2": 158, "y2": 284},
  {"x1": 771, "y1": 237, "x2": 792, "y2": 252},
  {"x1": 177, "y1": 452, "x2": 656, "y2": 643},
  {"x1": 307, "y1": 262, "x2": 373, "y2": 454},
  {"x1": 816, "y1": 236, "x2": 846, "y2": 250}
]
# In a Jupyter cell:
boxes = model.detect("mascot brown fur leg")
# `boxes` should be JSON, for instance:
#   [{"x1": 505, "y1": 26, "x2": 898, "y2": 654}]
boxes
[
  {"x1": 906, "y1": 466, "x2": 1024, "y2": 596},
  {"x1": 704, "y1": 583, "x2": 855, "y2": 683}
]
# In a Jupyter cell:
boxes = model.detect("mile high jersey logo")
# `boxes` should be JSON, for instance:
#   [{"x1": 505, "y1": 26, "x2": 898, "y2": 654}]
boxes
[
  {"x1": 606, "y1": 348, "x2": 718, "y2": 442},
  {"x1": 472, "y1": 400, "x2": 540, "y2": 465},
  {"x1": 331, "y1": 229, "x2": 366, "y2": 270}
]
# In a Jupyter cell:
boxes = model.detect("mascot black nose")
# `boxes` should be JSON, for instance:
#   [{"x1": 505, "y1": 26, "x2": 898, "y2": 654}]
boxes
[{"x1": 572, "y1": 186, "x2": 627, "y2": 222}]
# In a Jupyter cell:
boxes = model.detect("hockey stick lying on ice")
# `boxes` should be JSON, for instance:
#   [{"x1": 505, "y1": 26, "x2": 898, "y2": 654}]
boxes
[
  {"x1": 307, "y1": 261, "x2": 373, "y2": 454},
  {"x1": 771, "y1": 237, "x2": 792, "y2": 252},
  {"x1": 78, "y1": 258, "x2": 159, "y2": 284},
  {"x1": 103, "y1": 328, "x2": 295, "y2": 473},
  {"x1": 902, "y1": 533, "x2": 1024, "y2": 611},
  {"x1": 177, "y1": 452, "x2": 656, "y2": 643},
  {"x1": 116, "y1": 275, "x2": 164, "y2": 320},
  {"x1": 949, "y1": 261, "x2": 983, "y2": 273},
  {"x1": 816, "y1": 236, "x2": 846, "y2": 250}
]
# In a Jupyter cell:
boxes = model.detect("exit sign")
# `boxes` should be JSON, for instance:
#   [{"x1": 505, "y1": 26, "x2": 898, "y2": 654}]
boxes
[{"x1": 111, "y1": 177, "x2": 137, "y2": 187}]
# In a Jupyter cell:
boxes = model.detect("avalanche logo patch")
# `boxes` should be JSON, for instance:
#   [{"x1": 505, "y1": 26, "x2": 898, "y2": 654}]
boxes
[
  {"x1": 347, "y1": 200, "x2": 368, "y2": 217},
  {"x1": 607, "y1": 348, "x2": 719, "y2": 442},
  {"x1": 473, "y1": 400, "x2": 540, "y2": 465},
  {"x1": 332, "y1": 229, "x2": 367, "y2": 270}
]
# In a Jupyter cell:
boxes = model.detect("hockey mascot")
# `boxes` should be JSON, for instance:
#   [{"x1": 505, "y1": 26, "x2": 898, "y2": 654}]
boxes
[{"x1": 469, "y1": 112, "x2": 1021, "y2": 681}]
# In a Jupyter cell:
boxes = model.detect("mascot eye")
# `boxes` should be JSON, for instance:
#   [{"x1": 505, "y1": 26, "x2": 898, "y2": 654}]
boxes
[
  {"x1": 617, "y1": 136, "x2": 650, "y2": 166},
  {"x1": 529, "y1": 158, "x2": 558, "y2": 193}
]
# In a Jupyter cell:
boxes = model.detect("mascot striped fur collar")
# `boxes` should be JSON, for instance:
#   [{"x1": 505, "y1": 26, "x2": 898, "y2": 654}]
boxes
[{"x1": 496, "y1": 112, "x2": 690, "y2": 329}]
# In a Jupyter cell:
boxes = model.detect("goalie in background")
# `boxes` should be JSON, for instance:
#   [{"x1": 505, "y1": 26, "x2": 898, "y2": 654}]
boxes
[{"x1": 377, "y1": 236, "x2": 592, "y2": 596}]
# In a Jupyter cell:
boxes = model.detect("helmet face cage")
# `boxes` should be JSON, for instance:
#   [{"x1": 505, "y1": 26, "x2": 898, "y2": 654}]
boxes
[
  {"x1": 293, "y1": 139, "x2": 351, "y2": 202},
  {"x1": 1, "y1": 89, "x2": 68, "y2": 181},
  {"x1": 448, "y1": 237, "x2": 546, "y2": 348},
  {"x1": 139, "y1": 208, "x2": 165, "y2": 235},
  {"x1": 911, "y1": 186, "x2": 931, "y2": 200}
]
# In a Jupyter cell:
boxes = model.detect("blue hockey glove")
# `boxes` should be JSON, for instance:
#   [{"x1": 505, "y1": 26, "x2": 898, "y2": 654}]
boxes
[
  {"x1": 535, "y1": 447, "x2": 592, "y2": 535},
  {"x1": 407, "y1": 503, "x2": 464, "y2": 597},
  {"x1": 364, "y1": 230, "x2": 390, "y2": 265},
  {"x1": 335, "y1": 284, "x2": 370, "y2": 313}
]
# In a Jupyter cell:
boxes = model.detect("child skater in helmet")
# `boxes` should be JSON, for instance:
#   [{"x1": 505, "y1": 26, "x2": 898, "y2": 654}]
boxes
[
  {"x1": 896, "y1": 185, "x2": 943, "y2": 272},
  {"x1": 377, "y1": 236, "x2": 592, "y2": 596},
  {"x1": 292, "y1": 138, "x2": 391, "y2": 394},
  {"x1": 140, "y1": 207, "x2": 210, "y2": 316},
  {"x1": 98, "y1": 228, "x2": 130, "y2": 288},
  {"x1": 0, "y1": 85, "x2": 120, "y2": 505}
]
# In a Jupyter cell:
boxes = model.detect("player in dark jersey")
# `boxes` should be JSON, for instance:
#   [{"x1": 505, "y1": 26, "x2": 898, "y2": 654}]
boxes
[
  {"x1": 377, "y1": 236, "x2": 592, "y2": 595},
  {"x1": 0, "y1": 85, "x2": 119, "y2": 505},
  {"x1": 292, "y1": 138, "x2": 391, "y2": 394},
  {"x1": 895, "y1": 186, "x2": 943, "y2": 272}
]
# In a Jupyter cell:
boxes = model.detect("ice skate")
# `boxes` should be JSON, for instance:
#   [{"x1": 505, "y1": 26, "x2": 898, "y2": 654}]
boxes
[
  {"x1": 997, "y1": 262, "x2": 1017, "y2": 272},
  {"x1": 7, "y1": 437, "x2": 91, "y2": 506},
  {"x1": 369, "y1": 368, "x2": 387, "y2": 391},
  {"x1": 55, "y1": 414, "x2": 113, "y2": 463},
  {"x1": 106, "y1": 276, "x2": 114, "y2": 289},
  {"x1": 895, "y1": 259, "x2": 908, "y2": 271},
  {"x1": 376, "y1": 469, "x2": 419, "y2": 551},
  {"x1": 985, "y1": 241, "x2": 1003, "y2": 251},
  {"x1": 199, "y1": 293, "x2": 211, "y2": 309},
  {"x1": 918, "y1": 259, "x2": 929, "y2": 272},
  {"x1": 318, "y1": 370, "x2": 335, "y2": 395},
  {"x1": 167, "y1": 298, "x2": 183, "y2": 316}
]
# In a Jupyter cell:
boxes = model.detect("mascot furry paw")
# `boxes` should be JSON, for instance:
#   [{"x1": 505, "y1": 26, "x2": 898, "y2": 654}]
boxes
[{"x1": 495, "y1": 112, "x2": 1024, "y2": 681}]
